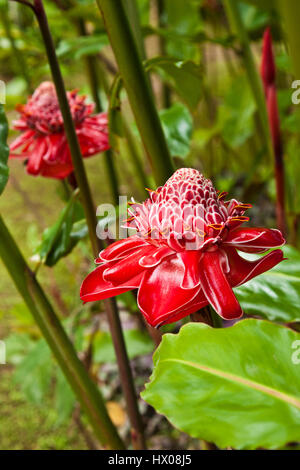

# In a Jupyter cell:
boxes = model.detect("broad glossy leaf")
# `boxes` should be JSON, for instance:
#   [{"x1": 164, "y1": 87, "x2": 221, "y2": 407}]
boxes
[
  {"x1": 236, "y1": 245, "x2": 300, "y2": 322},
  {"x1": 146, "y1": 57, "x2": 202, "y2": 110},
  {"x1": 142, "y1": 319, "x2": 300, "y2": 449},
  {"x1": 0, "y1": 104, "x2": 9, "y2": 196},
  {"x1": 93, "y1": 329, "x2": 154, "y2": 363},
  {"x1": 159, "y1": 103, "x2": 193, "y2": 158}
]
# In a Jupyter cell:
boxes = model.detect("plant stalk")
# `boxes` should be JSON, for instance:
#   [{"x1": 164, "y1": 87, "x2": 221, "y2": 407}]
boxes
[
  {"x1": 0, "y1": 214, "x2": 124, "y2": 449},
  {"x1": 31, "y1": 0, "x2": 146, "y2": 449},
  {"x1": 191, "y1": 305, "x2": 223, "y2": 328},
  {"x1": 121, "y1": 0, "x2": 146, "y2": 61},
  {"x1": 97, "y1": 0, "x2": 175, "y2": 186},
  {"x1": 76, "y1": 18, "x2": 119, "y2": 206}
]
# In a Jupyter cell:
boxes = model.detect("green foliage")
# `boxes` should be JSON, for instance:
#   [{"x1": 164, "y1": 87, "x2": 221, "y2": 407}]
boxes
[
  {"x1": 36, "y1": 190, "x2": 85, "y2": 267},
  {"x1": 163, "y1": 0, "x2": 203, "y2": 59},
  {"x1": 236, "y1": 245, "x2": 300, "y2": 322},
  {"x1": 146, "y1": 57, "x2": 203, "y2": 110},
  {"x1": 159, "y1": 103, "x2": 193, "y2": 158},
  {"x1": 56, "y1": 34, "x2": 109, "y2": 60},
  {"x1": 54, "y1": 368, "x2": 76, "y2": 426},
  {"x1": 13, "y1": 340, "x2": 53, "y2": 405},
  {"x1": 142, "y1": 319, "x2": 300, "y2": 449},
  {"x1": 93, "y1": 329, "x2": 154, "y2": 363},
  {"x1": 218, "y1": 75, "x2": 256, "y2": 148}
]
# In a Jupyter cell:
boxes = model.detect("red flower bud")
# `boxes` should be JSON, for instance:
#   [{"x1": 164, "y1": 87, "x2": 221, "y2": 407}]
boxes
[{"x1": 261, "y1": 27, "x2": 276, "y2": 92}]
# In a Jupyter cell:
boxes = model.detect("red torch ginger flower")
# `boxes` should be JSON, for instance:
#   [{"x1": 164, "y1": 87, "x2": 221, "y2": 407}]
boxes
[
  {"x1": 10, "y1": 81, "x2": 110, "y2": 179},
  {"x1": 80, "y1": 168, "x2": 285, "y2": 327}
]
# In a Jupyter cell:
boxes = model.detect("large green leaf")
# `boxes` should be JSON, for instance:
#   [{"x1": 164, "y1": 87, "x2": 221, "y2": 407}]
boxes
[
  {"x1": 236, "y1": 245, "x2": 300, "y2": 323},
  {"x1": 146, "y1": 57, "x2": 202, "y2": 110},
  {"x1": 142, "y1": 319, "x2": 300, "y2": 449},
  {"x1": 0, "y1": 104, "x2": 9, "y2": 196},
  {"x1": 159, "y1": 103, "x2": 193, "y2": 158}
]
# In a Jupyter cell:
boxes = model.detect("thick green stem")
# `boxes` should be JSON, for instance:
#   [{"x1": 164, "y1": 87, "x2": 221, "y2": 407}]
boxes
[
  {"x1": 76, "y1": 18, "x2": 120, "y2": 206},
  {"x1": 32, "y1": 0, "x2": 146, "y2": 449},
  {"x1": 121, "y1": 0, "x2": 146, "y2": 61},
  {"x1": 97, "y1": 0, "x2": 175, "y2": 186},
  {"x1": 0, "y1": 215, "x2": 124, "y2": 449},
  {"x1": 224, "y1": 0, "x2": 273, "y2": 161}
]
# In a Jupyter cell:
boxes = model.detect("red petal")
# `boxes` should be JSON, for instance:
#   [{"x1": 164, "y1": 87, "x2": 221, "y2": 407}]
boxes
[
  {"x1": 178, "y1": 250, "x2": 201, "y2": 289},
  {"x1": 160, "y1": 291, "x2": 208, "y2": 326},
  {"x1": 225, "y1": 247, "x2": 284, "y2": 287},
  {"x1": 103, "y1": 245, "x2": 154, "y2": 283},
  {"x1": 223, "y1": 227, "x2": 285, "y2": 253},
  {"x1": 137, "y1": 254, "x2": 201, "y2": 327},
  {"x1": 26, "y1": 138, "x2": 46, "y2": 175},
  {"x1": 98, "y1": 236, "x2": 148, "y2": 262},
  {"x1": 199, "y1": 251, "x2": 243, "y2": 320},
  {"x1": 9, "y1": 130, "x2": 35, "y2": 153},
  {"x1": 139, "y1": 245, "x2": 174, "y2": 267},
  {"x1": 80, "y1": 264, "x2": 142, "y2": 303}
]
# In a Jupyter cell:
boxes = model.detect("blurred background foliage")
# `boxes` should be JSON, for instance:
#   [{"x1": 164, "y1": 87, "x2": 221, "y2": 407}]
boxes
[{"x1": 1, "y1": 0, "x2": 300, "y2": 449}]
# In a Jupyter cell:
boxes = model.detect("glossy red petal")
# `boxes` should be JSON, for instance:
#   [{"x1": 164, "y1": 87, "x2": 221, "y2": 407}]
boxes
[
  {"x1": 80, "y1": 264, "x2": 142, "y2": 303},
  {"x1": 225, "y1": 247, "x2": 284, "y2": 287},
  {"x1": 199, "y1": 251, "x2": 243, "y2": 320},
  {"x1": 139, "y1": 245, "x2": 174, "y2": 267},
  {"x1": 223, "y1": 227, "x2": 285, "y2": 253},
  {"x1": 97, "y1": 236, "x2": 148, "y2": 262},
  {"x1": 178, "y1": 250, "x2": 201, "y2": 289},
  {"x1": 160, "y1": 291, "x2": 208, "y2": 326},
  {"x1": 103, "y1": 245, "x2": 154, "y2": 283},
  {"x1": 9, "y1": 129, "x2": 35, "y2": 154},
  {"x1": 137, "y1": 254, "x2": 201, "y2": 327},
  {"x1": 26, "y1": 138, "x2": 46, "y2": 175}
]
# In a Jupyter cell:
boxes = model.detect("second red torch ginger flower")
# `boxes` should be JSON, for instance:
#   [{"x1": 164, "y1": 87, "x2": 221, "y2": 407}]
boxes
[
  {"x1": 81, "y1": 168, "x2": 285, "y2": 327},
  {"x1": 10, "y1": 81, "x2": 110, "y2": 179}
]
